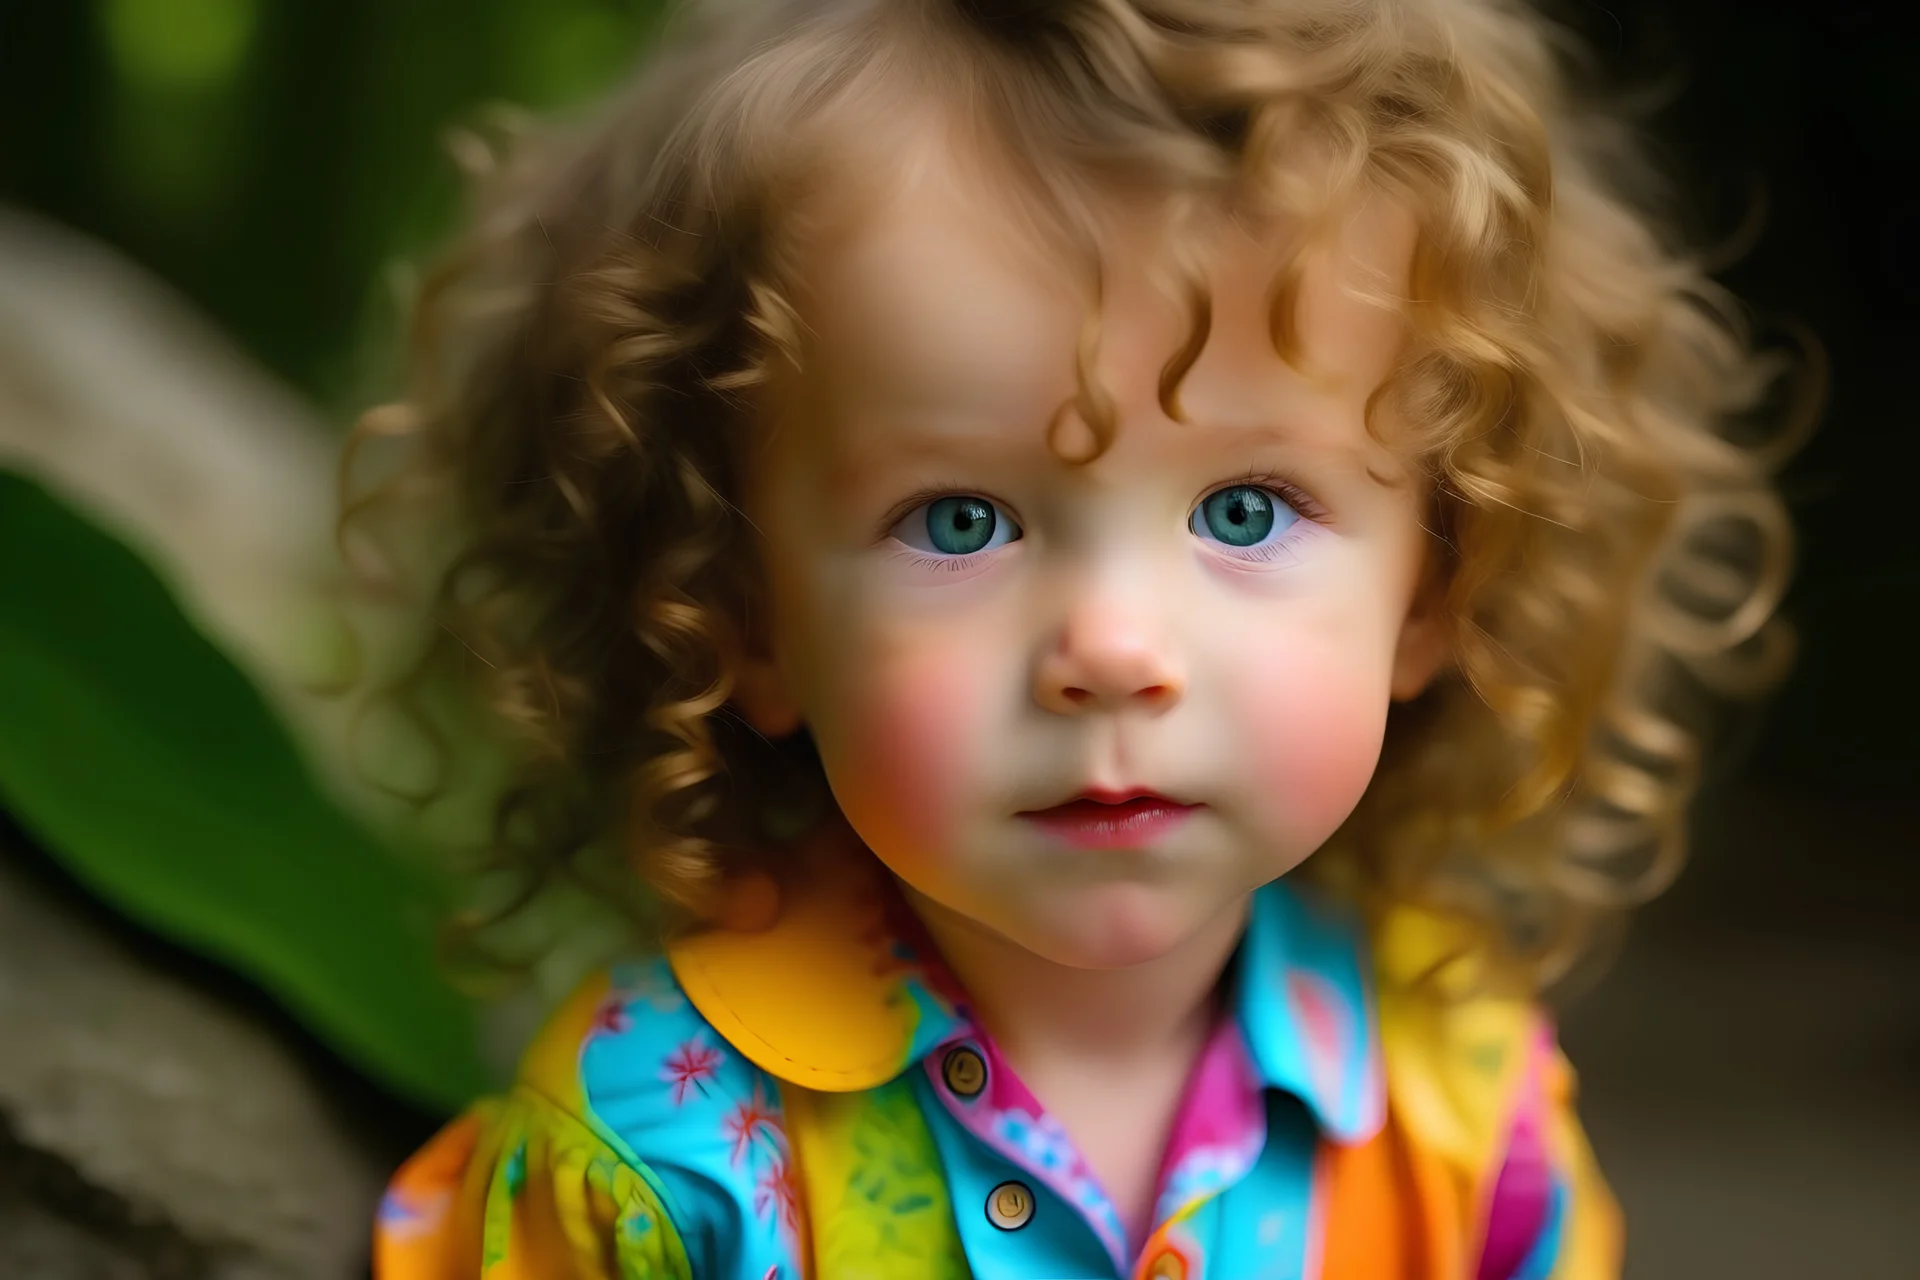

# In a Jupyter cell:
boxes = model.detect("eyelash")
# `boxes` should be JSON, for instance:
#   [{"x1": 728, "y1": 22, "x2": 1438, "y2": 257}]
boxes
[
  {"x1": 874, "y1": 478, "x2": 994, "y2": 544},
  {"x1": 1213, "y1": 467, "x2": 1327, "y2": 523},
  {"x1": 1198, "y1": 467, "x2": 1327, "y2": 563},
  {"x1": 878, "y1": 467, "x2": 1328, "y2": 566}
]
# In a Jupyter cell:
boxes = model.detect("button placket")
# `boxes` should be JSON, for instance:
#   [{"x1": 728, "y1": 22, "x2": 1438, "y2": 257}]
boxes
[{"x1": 913, "y1": 1069, "x2": 1122, "y2": 1278}]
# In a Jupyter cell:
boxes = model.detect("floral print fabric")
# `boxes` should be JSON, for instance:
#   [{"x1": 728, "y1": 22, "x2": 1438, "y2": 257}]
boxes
[{"x1": 375, "y1": 877, "x2": 1617, "y2": 1280}]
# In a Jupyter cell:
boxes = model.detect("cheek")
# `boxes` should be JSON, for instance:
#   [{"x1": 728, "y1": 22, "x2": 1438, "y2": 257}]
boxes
[
  {"x1": 806, "y1": 618, "x2": 995, "y2": 871},
  {"x1": 1228, "y1": 638, "x2": 1392, "y2": 847}
]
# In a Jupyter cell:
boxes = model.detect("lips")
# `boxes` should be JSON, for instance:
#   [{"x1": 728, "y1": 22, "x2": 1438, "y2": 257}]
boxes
[{"x1": 1019, "y1": 789, "x2": 1200, "y2": 849}]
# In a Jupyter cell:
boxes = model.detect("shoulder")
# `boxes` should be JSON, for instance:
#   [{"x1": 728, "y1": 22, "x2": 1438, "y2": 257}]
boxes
[
  {"x1": 536, "y1": 955, "x2": 781, "y2": 1166},
  {"x1": 520, "y1": 955, "x2": 804, "y2": 1276},
  {"x1": 1365, "y1": 906, "x2": 1538, "y2": 1157},
  {"x1": 1361, "y1": 906, "x2": 1622, "y2": 1280},
  {"x1": 375, "y1": 958, "x2": 732, "y2": 1280}
]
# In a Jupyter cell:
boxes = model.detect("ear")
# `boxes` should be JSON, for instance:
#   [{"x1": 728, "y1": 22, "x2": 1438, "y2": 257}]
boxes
[
  {"x1": 732, "y1": 651, "x2": 804, "y2": 738},
  {"x1": 723, "y1": 597, "x2": 805, "y2": 738},
  {"x1": 1390, "y1": 551, "x2": 1452, "y2": 702}
]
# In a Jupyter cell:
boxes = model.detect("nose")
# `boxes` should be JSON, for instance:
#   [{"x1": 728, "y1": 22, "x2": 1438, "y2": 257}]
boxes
[{"x1": 1032, "y1": 593, "x2": 1186, "y2": 716}]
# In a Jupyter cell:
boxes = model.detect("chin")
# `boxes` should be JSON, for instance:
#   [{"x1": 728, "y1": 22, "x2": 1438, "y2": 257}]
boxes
[{"x1": 1016, "y1": 882, "x2": 1206, "y2": 970}]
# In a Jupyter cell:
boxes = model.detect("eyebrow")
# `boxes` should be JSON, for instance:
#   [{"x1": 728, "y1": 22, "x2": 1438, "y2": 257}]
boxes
[
  {"x1": 1176, "y1": 419, "x2": 1381, "y2": 472},
  {"x1": 822, "y1": 407, "x2": 1392, "y2": 495},
  {"x1": 823, "y1": 429, "x2": 1021, "y2": 495}
]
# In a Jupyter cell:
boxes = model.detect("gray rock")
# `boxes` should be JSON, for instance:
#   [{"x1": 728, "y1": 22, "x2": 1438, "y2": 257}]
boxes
[
  {"x1": 0, "y1": 857, "x2": 386, "y2": 1278},
  {"x1": 0, "y1": 1203, "x2": 144, "y2": 1280}
]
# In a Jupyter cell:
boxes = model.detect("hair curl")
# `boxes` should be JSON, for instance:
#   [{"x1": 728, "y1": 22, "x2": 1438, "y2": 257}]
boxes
[{"x1": 340, "y1": 0, "x2": 1814, "y2": 990}]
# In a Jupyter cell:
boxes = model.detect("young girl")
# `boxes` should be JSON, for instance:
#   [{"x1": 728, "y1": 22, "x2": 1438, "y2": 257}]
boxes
[{"x1": 361, "y1": 0, "x2": 1797, "y2": 1275}]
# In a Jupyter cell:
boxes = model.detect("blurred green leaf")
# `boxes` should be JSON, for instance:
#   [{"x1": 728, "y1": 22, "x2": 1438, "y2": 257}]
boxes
[
  {"x1": 0, "y1": 471, "x2": 486, "y2": 1112},
  {"x1": 491, "y1": 0, "x2": 661, "y2": 110},
  {"x1": 100, "y1": 0, "x2": 259, "y2": 93}
]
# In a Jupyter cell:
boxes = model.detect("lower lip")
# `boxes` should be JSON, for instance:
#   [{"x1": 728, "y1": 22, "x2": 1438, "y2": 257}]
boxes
[{"x1": 1020, "y1": 797, "x2": 1199, "y2": 849}]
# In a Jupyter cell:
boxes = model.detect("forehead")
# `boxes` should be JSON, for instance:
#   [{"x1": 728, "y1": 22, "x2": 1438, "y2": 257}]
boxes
[
  {"x1": 778, "y1": 118, "x2": 1419, "y2": 474},
  {"x1": 804, "y1": 154, "x2": 1081, "y2": 417}
]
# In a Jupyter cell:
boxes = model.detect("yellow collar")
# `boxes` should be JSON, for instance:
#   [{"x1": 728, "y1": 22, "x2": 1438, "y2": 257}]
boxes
[
  {"x1": 668, "y1": 852, "x2": 963, "y2": 1093},
  {"x1": 668, "y1": 859, "x2": 1389, "y2": 1142}
]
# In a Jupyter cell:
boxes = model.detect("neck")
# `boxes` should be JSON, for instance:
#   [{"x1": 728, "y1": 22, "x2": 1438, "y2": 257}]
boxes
[{"x1": 901, "y1": 887, "x2": 1250, "y2": 1067}]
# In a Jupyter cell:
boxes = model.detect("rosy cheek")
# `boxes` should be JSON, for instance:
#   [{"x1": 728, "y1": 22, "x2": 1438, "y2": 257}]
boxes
[
  {"x1": 1232, "y1": 643, "x2": 1390, "y2": 850},
  {"x1": 822, "y1": 631, "x2": 986, "y2": 873}
]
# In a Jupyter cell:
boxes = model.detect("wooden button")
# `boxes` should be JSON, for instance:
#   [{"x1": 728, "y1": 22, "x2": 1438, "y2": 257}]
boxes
[
  {"x1": 985, "y1": 1180, "x2": 1034, "y2": 1230},
  {"x1": 941, "y1": 1045, "x2": 987, "y2": 1098},
  {"x1": 1145, "y1": 1251, "x2": 1187, "y2": 1280}
]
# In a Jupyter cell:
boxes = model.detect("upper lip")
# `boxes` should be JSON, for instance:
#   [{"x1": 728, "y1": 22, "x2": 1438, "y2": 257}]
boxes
[{"x1": 1041, "y1": 786, "x2": 1191, "y2": 809}]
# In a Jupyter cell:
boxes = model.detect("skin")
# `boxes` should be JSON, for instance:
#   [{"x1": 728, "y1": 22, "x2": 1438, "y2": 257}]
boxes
[{"x1": 727, "y1": 127, "x2": 1449, "y2": 1246}]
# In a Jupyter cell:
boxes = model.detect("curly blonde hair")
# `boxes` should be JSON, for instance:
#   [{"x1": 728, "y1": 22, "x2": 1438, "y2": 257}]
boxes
[{"x1": 341, "y1": 0, "x2": 1811, "y2": 989}]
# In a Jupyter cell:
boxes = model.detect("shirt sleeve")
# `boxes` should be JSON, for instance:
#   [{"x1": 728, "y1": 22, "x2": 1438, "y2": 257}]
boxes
[
  {"x1": 1475, "y1": 1025, "x2": 1623, "y2": 1280},
  {"x1": 374, "y1": 1087, "x2": 694, "y2": 1280},
  {"x1": 1539, "y1": 1042, "x2": 1623, "y2": 1280}
]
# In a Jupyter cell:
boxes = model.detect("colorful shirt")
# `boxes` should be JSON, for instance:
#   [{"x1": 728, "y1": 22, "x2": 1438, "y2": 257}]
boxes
[{"x1": 375, "y1": 858, "x2": 1620, "y2": 1279}]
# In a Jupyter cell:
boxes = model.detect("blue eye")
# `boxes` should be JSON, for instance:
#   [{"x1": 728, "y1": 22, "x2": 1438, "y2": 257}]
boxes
[
  {"x1": 895, "y1": 495, "x2": 1023, "y2": 556},
  {"x1": 1190, "y1": 484, "x2": 1299, "y2": 549}
]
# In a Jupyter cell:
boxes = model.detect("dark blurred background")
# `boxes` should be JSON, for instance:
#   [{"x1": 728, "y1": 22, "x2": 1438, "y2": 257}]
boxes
[{"x1": 0, "y1": 0, "x2": 1914, "y2": 1276}]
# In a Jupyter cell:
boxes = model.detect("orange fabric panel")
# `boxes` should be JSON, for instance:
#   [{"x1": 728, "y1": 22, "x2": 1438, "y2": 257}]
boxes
[{"x1": 1318, "y1": 1117, "x2": 1472, "y2": 1280}]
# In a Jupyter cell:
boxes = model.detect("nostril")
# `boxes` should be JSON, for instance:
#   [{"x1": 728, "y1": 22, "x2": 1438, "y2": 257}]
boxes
[{"x1": 1062, "y1": 687, "x2": 1093, "y2": 706}]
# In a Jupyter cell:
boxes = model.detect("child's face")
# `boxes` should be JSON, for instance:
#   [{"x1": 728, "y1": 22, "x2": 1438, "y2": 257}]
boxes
[{"x1": 737, "y1": 152, "x2": 1447, "y2": 970}]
